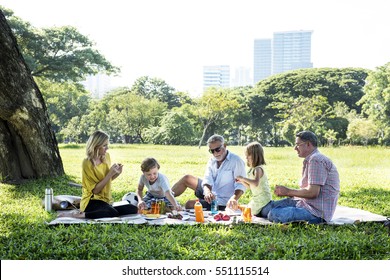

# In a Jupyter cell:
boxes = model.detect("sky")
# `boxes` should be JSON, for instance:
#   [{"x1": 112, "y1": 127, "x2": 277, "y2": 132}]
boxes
[{"x1": 1, "y1": 0, "x2": 390, "y2": 96}]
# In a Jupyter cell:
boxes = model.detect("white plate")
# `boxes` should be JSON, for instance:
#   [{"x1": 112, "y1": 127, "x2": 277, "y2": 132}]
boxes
[
  {"x1": 142, "y1": 214, "x2": 167, "y2": 220},
  {"x1": 179, "y1": 215, "x2": 190, "y2": 221}
]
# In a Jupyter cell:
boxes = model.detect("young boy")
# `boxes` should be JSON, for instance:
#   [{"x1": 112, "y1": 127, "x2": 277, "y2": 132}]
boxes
[{"x1": 136, "y1": 157, "x2": 181, "y2": 212}]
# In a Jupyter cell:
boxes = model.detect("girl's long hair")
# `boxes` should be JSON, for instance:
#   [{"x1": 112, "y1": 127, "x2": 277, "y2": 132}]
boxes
[{"x1": 246, "y1": 141, "x2": 266, "y2": 168}]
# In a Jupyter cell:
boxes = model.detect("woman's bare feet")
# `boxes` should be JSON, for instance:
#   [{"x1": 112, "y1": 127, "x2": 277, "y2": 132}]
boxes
[{"x1": 57, "y1": 209, "x2": 85, "y2": 219}]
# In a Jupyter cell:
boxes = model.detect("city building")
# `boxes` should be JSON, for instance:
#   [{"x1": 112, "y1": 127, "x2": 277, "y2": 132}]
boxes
[
  {"x1": 203, "y1": 65, "x2": 230, "y2": 90},
  {"x1": 253, "y1": 30, "x2": 313, "y2": 84},
  {"x1": 253, "y1": 39, "x2": 272, "y2": 83}
]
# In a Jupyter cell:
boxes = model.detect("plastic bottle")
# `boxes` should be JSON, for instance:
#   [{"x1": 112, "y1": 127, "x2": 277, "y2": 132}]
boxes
[
  {"x1": 210, "y1": 193, "x2": 218, "y2": 215},
  {"x1": 194, "y1": 199, "x2": 204, "y2": 223}
]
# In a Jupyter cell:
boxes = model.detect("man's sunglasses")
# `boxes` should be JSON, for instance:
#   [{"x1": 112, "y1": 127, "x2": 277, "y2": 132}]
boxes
[{"x1": 209, "y1": 145, "x2": 223, "y2": 154}]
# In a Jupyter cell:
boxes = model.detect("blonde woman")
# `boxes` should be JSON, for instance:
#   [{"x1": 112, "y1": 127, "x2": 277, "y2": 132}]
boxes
[{"x1": 60, "y1": 130, "x2": 137, "y2": 218}]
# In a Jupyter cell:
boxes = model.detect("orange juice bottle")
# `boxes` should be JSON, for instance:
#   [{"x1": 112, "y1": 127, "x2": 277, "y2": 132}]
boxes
[{"x1": 194, "y1": 199, "x2": 204, "y2": 223}]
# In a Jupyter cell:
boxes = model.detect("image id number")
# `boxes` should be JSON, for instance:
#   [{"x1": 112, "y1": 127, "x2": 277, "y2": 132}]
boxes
[{"x1": 215, "y1": 266, "x2": 269, "y2": 276}]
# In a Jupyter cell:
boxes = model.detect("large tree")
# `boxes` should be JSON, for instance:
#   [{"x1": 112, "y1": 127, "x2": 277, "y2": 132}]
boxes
[
  {"x1": 194, "y1": 87, "x2": 240, "y2": 147},
  {"x1": 0, "y1": 10, "x2": 64, "y2": 182},
  {"x1": 252, "y1": 67, "x2": 369, "y2": 145},
  {"x1": 131, "y1": 76, "x2": 181, "y2": 109},
  {"x1": 359, "y1": 62, "x2": 390, "y2": 144}
]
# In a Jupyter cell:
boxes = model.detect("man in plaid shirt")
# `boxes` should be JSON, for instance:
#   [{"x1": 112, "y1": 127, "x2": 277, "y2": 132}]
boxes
[{"x1": 260, "y1": 131, "x2": 340, "y2": 224}]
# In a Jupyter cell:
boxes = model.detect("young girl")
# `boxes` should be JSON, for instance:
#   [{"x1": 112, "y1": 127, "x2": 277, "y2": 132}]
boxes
[
  {"x1": 235, "y1": 141, "x2": 271, "y2": 217},
  {"x1": 137, "y1": 157, "x2": 181, "y2": 212}
]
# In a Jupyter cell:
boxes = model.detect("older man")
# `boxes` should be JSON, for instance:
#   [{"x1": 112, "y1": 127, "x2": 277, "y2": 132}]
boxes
[
  {"x1": 260, "y1": 130, "x2": 340, "y2": 224},
  {"x1": 172, "y1": 134, "x2": 246, "y2": 210}
]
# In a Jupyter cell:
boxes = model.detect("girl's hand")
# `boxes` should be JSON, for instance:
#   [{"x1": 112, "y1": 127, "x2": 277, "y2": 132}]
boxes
[
  {"x1": 235, "y1": 176, "x2": 243, "y2": 182},
  {"x1": 226, "y1": 197, "x2": 238, "y2": 210}
]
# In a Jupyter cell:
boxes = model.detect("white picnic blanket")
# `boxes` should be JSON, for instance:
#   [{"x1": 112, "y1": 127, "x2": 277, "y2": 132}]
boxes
[
  {"x1": 47, "y1": 205, "x2": 387, "y2": 226},
  {"x1": 328, "y1": 205, "x2": 387, "y2": 225}
]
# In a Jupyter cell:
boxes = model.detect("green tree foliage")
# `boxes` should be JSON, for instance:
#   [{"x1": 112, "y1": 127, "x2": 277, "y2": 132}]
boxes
[
  {"x1": 347, "y1": 118, "x2": 379, "y2": 145},
  {"x1": 145, "y1": 110, "x2": 196, "y2": 145},
  {"x1": 247, "y1": 85, "x2": 280, "y2": 145},
  {"x1": 193, "y1": 87, "x2": 241, "y2": 147},
  {"x1": 102, "y1": 88, "x2": 167, "y2": 143},
  {"x1": 359, "y1": 62, "x2": 390, "y2": 144},
  {"x1": 131, "y1": 76, "x2": 181, "y2": 109},
  {"x1": 35, "y1": 78, "x2": 92, "y2": 142},
  {"x1": 4, "y1": 6, "x2": 388, "y2": 146},
  {"x1": 222, "y1": 86, "x2": 253, "y2": 145},
  {"x1": 253, "y1": 68, "x2": 369, "y2": 145},
  {"x1": 274, "y1": 95, "x2": 334, "y2": 143},
  {"x1": 79, "y1": 99, "x2": 111, "y2": 141},
  {"x1": 3, "y1": 7, "x2": 119, "y2": 82}
]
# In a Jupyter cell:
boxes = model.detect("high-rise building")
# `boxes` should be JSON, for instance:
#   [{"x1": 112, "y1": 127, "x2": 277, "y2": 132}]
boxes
[
  {"x1": 253, "y1": 30, "x2": 313, "y2": 84},
  {"x1": 253, "y1": 39, "x2": 272, "y2": 83},
  {"x1": 203, "y1": 65, "x2": 230, "y2": 90},
  {"x1": 272, "y1": 30, "x2": 313, "y2": 75}
]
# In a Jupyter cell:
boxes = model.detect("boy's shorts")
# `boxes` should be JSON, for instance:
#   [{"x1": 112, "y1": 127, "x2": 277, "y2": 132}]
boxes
[{"x1": 143, "y1": 192, "x2": 172, "y2": 209}]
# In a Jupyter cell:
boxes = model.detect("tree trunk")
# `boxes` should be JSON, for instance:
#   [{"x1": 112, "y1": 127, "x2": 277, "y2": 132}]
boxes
[
  {"x1": 198, "y1": 121, "x2": 211, "y2": 149},
  {"x1": 0, "y1": 10, "x2": 64, "y2": 183}
]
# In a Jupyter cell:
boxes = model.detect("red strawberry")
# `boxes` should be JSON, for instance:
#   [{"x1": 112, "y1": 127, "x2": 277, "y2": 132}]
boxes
[{"x1": 222, "y1": 214, "x2": 230, "y2": 221}]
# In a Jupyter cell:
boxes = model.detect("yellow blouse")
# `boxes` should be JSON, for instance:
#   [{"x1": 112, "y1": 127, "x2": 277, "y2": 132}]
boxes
[{"x1": 80, "y1": 153, "x2": 112, "y2": 212}]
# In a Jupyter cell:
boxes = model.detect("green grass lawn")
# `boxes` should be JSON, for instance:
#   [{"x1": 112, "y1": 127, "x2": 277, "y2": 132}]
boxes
[{"x1": 1, "y1": 145, "x2": 389, "y2": 260}]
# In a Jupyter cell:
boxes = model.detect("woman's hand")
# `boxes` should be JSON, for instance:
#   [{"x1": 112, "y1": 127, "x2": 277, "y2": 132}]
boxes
[{"x1": 110, "y1": 163, "x2": 123, "y2": 176}]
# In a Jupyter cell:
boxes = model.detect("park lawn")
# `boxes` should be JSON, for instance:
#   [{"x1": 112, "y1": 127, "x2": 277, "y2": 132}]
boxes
[{"x1": 0, "y1": 145, "x2": 389, "y2": 260}]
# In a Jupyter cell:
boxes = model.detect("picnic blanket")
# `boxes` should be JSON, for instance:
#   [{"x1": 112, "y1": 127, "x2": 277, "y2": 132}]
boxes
[{"x1": 47, "y1": 205, "x2": 388, "y2": 226}]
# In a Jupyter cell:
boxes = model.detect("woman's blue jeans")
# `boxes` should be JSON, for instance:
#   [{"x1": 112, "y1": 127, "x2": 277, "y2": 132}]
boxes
[{"x1": 260, "y1": 198, "x2": 324, "y2": 224}]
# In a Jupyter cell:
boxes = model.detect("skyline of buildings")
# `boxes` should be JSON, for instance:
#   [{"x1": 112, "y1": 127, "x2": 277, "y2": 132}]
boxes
[
  {"x1": 253, "y1": 30, "x2": 313, "y2": 84},
  {"x1": 202, "y1": 30, "x2": 313, "y2": 90},
  {"x1": 85, "y1": 30, "x2": 313, "y2": 97}
]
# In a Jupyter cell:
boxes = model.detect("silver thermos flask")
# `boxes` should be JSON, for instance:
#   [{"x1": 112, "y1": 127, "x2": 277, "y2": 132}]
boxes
[{"x1": 45, "y1": 188, "x2": 53, "y2": 212}]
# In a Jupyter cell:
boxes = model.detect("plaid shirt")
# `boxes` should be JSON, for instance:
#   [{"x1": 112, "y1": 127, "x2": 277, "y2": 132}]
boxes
[{"x1": 296, "y1": 149, "x2": 340, "y2": 222}]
